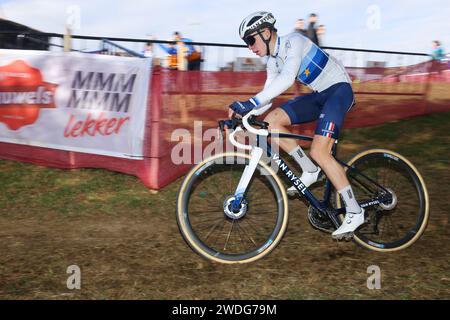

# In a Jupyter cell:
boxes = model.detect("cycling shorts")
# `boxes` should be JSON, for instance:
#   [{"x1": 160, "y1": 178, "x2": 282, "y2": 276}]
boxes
[{"x1": 280, "y1": 82, "x2": 355, "y2": 139}]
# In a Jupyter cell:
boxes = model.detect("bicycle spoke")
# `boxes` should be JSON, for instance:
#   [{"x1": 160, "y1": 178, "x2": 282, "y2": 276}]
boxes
[
  {"x1": 234, "y1": 221, "x2": 248, "y2": 252},
  {"x1": 242, "y1": 217, "x2": 267, "y2": 238},
  {"x1": 236, "y1": 221, "x2": 258, "y2": 248},
  {"x1": 200, "y1": 194, "x2": 222, "y2": 208},
  {"x1": 189, "y1": 208, "x2": 223, "y2": 216},
  {"x1": 193, "y1": 217, "x2": 227, "y2": 230},
  {"x1": 223, "y1": 220, "x2": 235, "y2": 251},
  {"x1": 196, "y1": 184, "x2": 224, "y2": 204},
  {"x1": 211, "y1": 218, "x2": 228, "y2": 249},
  {"x1": 246, "y1": 197, "x2": 278, "y2": 205},
  {"x1": 178, "y1": 154, "x2": 288, "y2": 262},
  {"x1": 245, "y1": 217, "x2": 276, "y2": 236},
  {"x1": 203, "y1": 218, "x2": 226, "y2": 242},
  {"x1": 246, "y1": 215, "x2": 276, "y2": 224},
  {"x1": 343, "y1": 152, "x2": 428, "y2": 249},
  {"x1": 387, "y1": 214, "x2": 400, "y2": 240}
]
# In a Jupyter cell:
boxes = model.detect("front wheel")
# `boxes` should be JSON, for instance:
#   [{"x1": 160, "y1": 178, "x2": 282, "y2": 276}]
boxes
[
  {"x1": 176, "y1": 152, "x2": 289, "y2": 264},
  {"x1": 337, "y1": 149, "x2": 429, "y2": 252}
]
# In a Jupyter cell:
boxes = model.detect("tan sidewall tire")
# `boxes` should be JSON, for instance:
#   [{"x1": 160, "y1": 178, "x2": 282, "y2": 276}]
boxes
[
  {"x1": 176, "y1": 152, "x2": 289, "y2": 264},
  {"x1": 337, "y1": 149, "x2": 429, "y2": 252}
]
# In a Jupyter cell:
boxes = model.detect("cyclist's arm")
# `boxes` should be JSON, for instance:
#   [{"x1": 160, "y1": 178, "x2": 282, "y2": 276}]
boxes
[
  {"x1": 251, "y1": 62, "x2": 277, "y2": 114},
  {"x1": 254, "y1": 36, "x2": 303, "y2": 108}
]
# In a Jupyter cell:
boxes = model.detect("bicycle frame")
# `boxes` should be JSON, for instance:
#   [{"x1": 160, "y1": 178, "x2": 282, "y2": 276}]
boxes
[
  {"x1": 257, "y1": 133, "x2": 342, "y2": 228},
  {"x1": 229, "y1": 128, "x2": 393, "y2": 229}
]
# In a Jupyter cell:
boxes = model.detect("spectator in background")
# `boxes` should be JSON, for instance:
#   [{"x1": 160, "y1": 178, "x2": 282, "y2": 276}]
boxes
[
  {"x1": 173, "y1": 31, "x2": 202, "y2": 71},
  {"x1": 294, "y1": 19, "x2": 307, "y2": 37},
  {"x1": 430, "y1": 40, "x2": 446, "y2": 79},
  {"x1": 158, "y1": 32, "x2": 202, "y2": 70},
  {"x1": 142, "y1": 35, "x2": 163, "y2": 67},
  {"x1": 307, "y1": 13, "x2": 320, "y2": 47},
  {"x1": 142, "y1": 35, "x2": 157, "y2": 58},
  {"x1": 143, "y1": 41, "x2": 153, "y2": 58},
  {"x1": 158, "y1": 40, "x2": 178, "y2": 69},
  {"x1": 317, "y1": 24, "x2": 326, "y2": 46},
  {"x1": 431, "y1": 40, "x2": 445, "y2": 61}
]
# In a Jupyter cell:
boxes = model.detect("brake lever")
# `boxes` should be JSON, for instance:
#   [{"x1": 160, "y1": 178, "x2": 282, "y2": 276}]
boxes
[
  {"x1": 232, "y1": 117, "x2": 243, "y2": 130},
  {"x1": 254, "y1": 119, "x2": 269, "y2": 129},
  {"x1": 217, "y1": 116, "x2": 245, "y2": 141},
  {"x1": 247, "y1": 115, "x2": 269, "y2": 129},
  {"x1": 217, "y1": 119, "x2": 236, "y2": 138}
]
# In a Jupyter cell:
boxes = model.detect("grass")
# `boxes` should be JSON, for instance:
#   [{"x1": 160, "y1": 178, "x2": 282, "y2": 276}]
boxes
[
  {"x1": 340, "y1": 112, "x2": 450, "y2": 162},
  {"x1": 0, "y1": 112, "x2": 449, "y2": 299}
]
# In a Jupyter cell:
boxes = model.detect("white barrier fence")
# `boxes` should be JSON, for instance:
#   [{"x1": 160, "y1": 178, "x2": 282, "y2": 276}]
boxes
[{"x1": 0, "y1": 50, "x2": 151, "y2": 159}]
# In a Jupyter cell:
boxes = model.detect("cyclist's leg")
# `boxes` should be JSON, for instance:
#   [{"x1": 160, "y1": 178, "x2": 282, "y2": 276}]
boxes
[
  {"x1": 264, "y1": 92, "x2": 322, "y2": 152},
  {"x1": 265, "y1": 93, "x2": 323, "y2": 179},
  {"x1": 262, "y1": 107, "x2": 294, "y2": 151},
  {"x1": 309, "y1": 83, "x2": 354, "y2": 189},
  {"x1": 307, "y1": 82, "x2": 363, "y2": 238},
  {"x1": 310, "y1": 135, "x2": 349, "y2": 189}
]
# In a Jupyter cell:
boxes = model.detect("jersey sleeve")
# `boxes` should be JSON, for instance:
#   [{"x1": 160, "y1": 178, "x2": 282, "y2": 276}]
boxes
[
  {"x1": 252, "y1": 64, "x2": 277, "y2": 115},
  {"x1": 254, "y1": 35, "x2": 303, "y2": 107}
]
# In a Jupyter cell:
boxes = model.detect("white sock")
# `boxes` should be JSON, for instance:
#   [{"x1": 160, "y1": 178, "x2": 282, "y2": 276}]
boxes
[
  {"x1": 289, "y1": 146, "x2": 318, "y2": 173},
  {"x1": 338, "y1": 185, "x2": 362, "y2": 214}
]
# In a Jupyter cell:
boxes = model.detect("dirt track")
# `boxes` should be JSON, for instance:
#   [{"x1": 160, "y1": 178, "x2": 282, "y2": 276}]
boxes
[{"x1": 0, "y1": 113, "x2": 449, "y2": 299}]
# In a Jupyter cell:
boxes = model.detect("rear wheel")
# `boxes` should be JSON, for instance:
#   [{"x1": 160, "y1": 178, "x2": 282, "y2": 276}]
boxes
[{"x1": 337, "y1": 149, "x2": 429, "y2": 251}]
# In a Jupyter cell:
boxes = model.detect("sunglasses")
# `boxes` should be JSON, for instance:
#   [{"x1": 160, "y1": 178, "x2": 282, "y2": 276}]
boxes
[{"x1": 243, "y1": 31, "x2": 264, "y2": 46}]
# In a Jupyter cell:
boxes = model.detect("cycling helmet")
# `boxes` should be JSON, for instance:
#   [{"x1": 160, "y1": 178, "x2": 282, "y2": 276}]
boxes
[
  {"x1": 239, "y1": 11, "x2": 276, "y2": 39},
  {"x1": 239, "y1": 11, "x2": 277, "y2": 56}
]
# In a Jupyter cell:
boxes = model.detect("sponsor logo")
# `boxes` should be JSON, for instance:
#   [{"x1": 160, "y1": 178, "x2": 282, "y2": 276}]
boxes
[
  {"x1": 368, "y1": 241, "x2": 385, "y2": 249},
  {"x1": 321, "y1": 121, "x2": 335, "y2": 138},
  {"x1": 250, "y1": 14, "x2": 274, "y2": 30},
  {"x1": 0, "y1": 60, "x2": 58, "y2": 130},
  {"x1": 383, "y1": 153, "x2": 399, "y2": 161},
  {"x1": 272, "y1": 153, "x2": 307, "y2": 194},
  {"x1": 362, "y1": 200, "x2": 380, "y2": 207},
  {"x1": 63, "y1": 71, "x2": 136, "y2": 138}
]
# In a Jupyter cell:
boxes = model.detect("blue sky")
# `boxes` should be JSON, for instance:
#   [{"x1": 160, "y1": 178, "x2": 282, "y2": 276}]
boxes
[{"x1": 1, "y1": 0, "x2": 449, "y2": 55}]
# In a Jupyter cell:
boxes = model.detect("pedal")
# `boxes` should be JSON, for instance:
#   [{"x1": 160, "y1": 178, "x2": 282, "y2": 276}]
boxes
[
  {"x1": 308, "y1": 206, "x2": 334, "y2": 233},
  {"x1": 287, "y1": 186, "x2": 298, "y2": 197}
]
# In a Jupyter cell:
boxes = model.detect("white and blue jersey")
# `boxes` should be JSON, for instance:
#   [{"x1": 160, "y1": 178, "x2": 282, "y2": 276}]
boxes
[
  {"x1": 253, "y1": 32, "x2": 354, "y2": 139},
  {"x1": 254, "y1": 32, "x2": 351, "y2": 106},
  {"x1": 297, "y1": 44, "x2": 332, "y2": 87}
]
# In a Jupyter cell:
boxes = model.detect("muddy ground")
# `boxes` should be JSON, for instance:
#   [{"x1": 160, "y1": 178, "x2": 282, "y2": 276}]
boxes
[{"x1": 0, "y1": 112, "x2": 449, "y2": 300}]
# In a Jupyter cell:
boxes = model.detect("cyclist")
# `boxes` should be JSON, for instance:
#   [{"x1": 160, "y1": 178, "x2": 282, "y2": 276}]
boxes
[{"x1": 229, "y1": 11, "x2": 363, "y2": 239}]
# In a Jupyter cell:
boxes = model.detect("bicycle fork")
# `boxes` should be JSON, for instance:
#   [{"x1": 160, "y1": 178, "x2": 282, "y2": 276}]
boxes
[{"x1": 230, "y1": 147, "x2": 264, "y2": 211}]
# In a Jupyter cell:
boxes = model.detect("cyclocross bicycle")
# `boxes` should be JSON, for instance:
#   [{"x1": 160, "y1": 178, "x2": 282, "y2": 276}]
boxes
[{"x1": 176, "y1": 109, "x2": 429, "y2": 264}]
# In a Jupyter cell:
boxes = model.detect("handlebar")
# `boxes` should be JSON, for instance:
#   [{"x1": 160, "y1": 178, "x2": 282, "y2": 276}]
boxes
[
  {"x1": 242, "y1": 111, "x2": 269, "y2": 137},
  {"x1": 218, "y1": 111, "x2": 269, "y2": 137},
  {"x1": 229, "y1": 127, "x2": 252, "y2": 150},
  {"x1": 218, "y1": 110, "x2": 269, "y2": 150}
]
